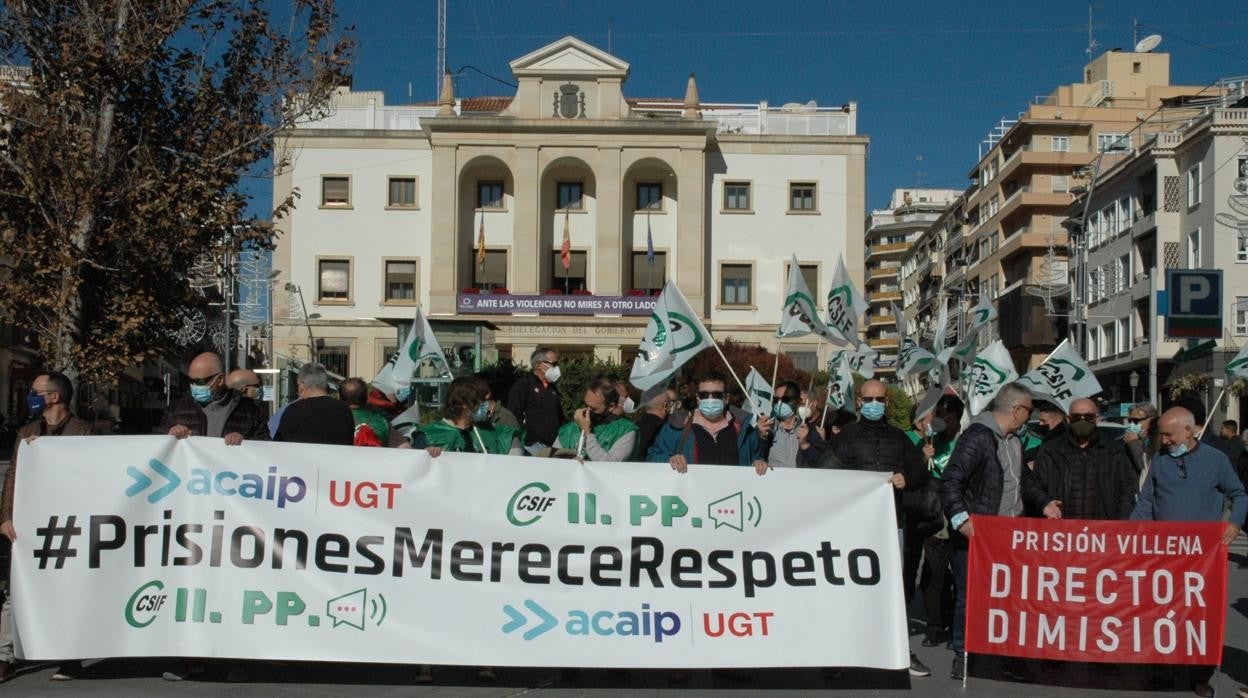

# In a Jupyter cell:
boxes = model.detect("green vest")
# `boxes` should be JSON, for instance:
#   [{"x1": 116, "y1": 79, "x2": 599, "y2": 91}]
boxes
[
  {"x1": 906, "y1": 429, "x2": 957, "y2": 479},
  {"x1": 417, "y1": 420, "x2": 523, "y2": 455},
  {"x1": 557, "y1": 417, "x2": 639, "y2": 458}
]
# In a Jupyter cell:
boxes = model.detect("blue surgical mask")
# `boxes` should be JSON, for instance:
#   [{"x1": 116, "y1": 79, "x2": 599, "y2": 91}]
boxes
[
  {"x1": 1168, "y1": 442, "x2": 1189, "y2": 458},
  {"x1": 861, "y1": 401, "x2": 886, "y2": 421},
  {"x1": 773, "y1": 401, "x2": 794, "y2": 420},
  {"x1": 190, "y1": 384, "x2": 214, "y2": 405},
  {"x1": 698, "y1": 398, "x2": 725, "y2": 419},
  {"x1": 472, "y1": 402, "x2": 491, "y2": 424},
  {"x1": 25, "y1": 393, "x2": 46, "y2": 416},
  {"x1": 1126, "y1": 422, "x2": 1144, "y2": 437},
  {"x1": 396, "y1": 386, "x2": 413, "y2": 403}
]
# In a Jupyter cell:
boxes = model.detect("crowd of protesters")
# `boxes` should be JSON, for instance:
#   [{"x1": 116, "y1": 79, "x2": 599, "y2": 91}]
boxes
[{"x1": 3, "y1": 348, "x2": 1248, "y2": 697}]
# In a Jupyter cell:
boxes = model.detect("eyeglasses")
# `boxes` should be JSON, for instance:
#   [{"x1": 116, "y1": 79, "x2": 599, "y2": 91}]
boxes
[
  {"x1": 1069, "y1": 413, "x2": 1097, "y2": 423},
  {"x1": 777, "y1": 394, "x2": 799, "y2": 403},
  {"x1": 697, "y1": 391, "x2": 726, "y2": 400},
  {"x1": 540, "y1": 359, "x2": 560, "y2": 368},
  {"x1": 1127, "y1": 417, "x2": 1148, "y2": 424},
  {"x1": 189, "y1": 373, "x2": 221, "y2": 386},
  {"x1": 29, "y1": 389, "x2": 54, "y2": 396},
  {"x1": 860, "y1": 396, "x2": 886, "y2": 404}
]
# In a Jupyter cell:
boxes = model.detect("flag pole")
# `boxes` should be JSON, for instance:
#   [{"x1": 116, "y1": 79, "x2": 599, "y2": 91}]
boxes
[
  {"x1": 707, "y1": 338, "x2": 760, "y2": 419},
  {"x1": 646, "y1": 208, "x2": 654, "y2": 293},
  {"x1": 1199, "y1": 386, "x2": 1228, "y2": 437},
  {"x1": 768, "y1": 341, "x2": 782, "y2": 411}
]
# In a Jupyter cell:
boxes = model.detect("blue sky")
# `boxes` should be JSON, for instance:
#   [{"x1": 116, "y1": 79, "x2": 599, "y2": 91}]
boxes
[{"x1": 247, "y1": 0, "x2": 1248, "y2": 216}]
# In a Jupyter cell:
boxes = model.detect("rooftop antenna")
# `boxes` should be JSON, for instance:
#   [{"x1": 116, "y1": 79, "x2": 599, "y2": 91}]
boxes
[
  {"x1": 436, "y1": 0, "x2": 447, "y2": 98},
  {"x1": 1086, "y1": 5, "x2": 1098, "y2": 62},
  {"x1": 915, "y1": 155, "x2": 925, "y2": 187},
  {"x1": 608, "y1": 17, "x2": 614, "y2": 53}
]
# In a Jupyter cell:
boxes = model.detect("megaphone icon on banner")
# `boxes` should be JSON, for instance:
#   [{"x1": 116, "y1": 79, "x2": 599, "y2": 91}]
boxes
[
  {"x1": 326, "y1": 588, "x2": 388, "y2": 630},
  {"x1": 707, "y1": 491, "x2": 763, "y2": 532}
]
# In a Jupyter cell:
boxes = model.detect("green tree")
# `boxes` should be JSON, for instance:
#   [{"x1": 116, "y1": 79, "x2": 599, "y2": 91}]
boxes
[{"x1": 0, "y1": 1, "x2": 353, "y2": 388}]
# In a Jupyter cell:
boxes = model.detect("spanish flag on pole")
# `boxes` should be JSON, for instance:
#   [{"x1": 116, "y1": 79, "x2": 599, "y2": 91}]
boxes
[
  {"x1": 476, "y1": 211, "x2": 486, "y2": 267},
  {"x1": 560, "y1": 208, "x2": 571, "y2": 269}
]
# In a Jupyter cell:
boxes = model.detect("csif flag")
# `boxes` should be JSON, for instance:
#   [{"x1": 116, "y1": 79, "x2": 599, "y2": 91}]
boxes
[
  {"x1": 1230, "y1": 342, "x2": 1248, "y2": 381},
  {"x1": 1016, "y1": 339, "x2": 1102, "y2": 414},
  {"x1": 629, "y1": 280, "x2": 714, "y2": 390},
  {"x1": 372, "y1": 306, "x2": 450, "y2": 396},
  {"x1": 966, "y1": 340, "x2": 1018, "y2": 415},
  {"x1": 778, "y1": 254, "x2": 848, "y2": 343},
  {"x1": 893, "y1": 301, "x2": 934, "y2": 378},
  {"x1": 950, "y1": 290, "x2": 997, "y2": 362},
  {"x1": 826, "y1": 256, "x2": 868, "y2": 343},
  {"x1": 825, "y1": 351, "x2": 854, "y2": 413},
  {"x1": 745, "y1": 367, "x2": 774, "y2": 425}
]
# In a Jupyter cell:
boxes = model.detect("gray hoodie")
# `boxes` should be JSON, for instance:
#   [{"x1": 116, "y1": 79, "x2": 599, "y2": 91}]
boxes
[{"x1": 972, "y1": 411, "x2": 1024, "y2": 517}]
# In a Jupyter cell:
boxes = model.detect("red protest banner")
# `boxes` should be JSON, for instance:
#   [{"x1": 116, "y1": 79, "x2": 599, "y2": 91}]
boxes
[{"x1": 966, "y1": 515, "x2": 1227, "y2": 664}]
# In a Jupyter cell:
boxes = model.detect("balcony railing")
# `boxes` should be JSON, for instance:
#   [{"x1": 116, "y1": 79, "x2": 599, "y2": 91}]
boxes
[
  {"x1": 631, "y1": 101, "x2": 856, "y2": 136},
  {"x1": 295, "y1": 104, "x2": 439, "y2": 130}
]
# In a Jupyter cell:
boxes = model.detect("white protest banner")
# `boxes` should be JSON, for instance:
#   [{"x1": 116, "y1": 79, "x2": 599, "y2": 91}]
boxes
[
  {"x1": 966, "y1": 341, "x2": 1018, "y2": 415},
  {"x1": 14, "y1": 436, "x2": 908, "y2": 670},
  {"x1": 1015, "y1": 339, "x2": 1102, "y2": 414}
]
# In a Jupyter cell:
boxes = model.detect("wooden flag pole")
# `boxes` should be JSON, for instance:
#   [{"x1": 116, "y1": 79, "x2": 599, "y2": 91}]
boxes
[
  {"x1": 768, "y1": 341, "x2": 782, "y2": 412},
  {"x1": 1199, "y1": 386, "x2": 1228, "y2": 437}
]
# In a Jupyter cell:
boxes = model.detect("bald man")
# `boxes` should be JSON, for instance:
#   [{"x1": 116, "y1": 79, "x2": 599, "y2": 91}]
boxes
[
  {"x1": 1021, "y1": 397, "x2": 1136, "y2": 521},
  {"x1": 1131, "y1": 407, "x2": 1246, "y2": 697},
  {"x1": 226, "y1": 368, "x2": 261, "y2": 401},
  {"x1": 159, "y1": 352, "x2": 269, "y2": 445}
]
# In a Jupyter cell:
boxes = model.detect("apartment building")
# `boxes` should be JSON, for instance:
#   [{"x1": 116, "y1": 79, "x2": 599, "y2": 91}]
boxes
[{"x1": 271, "y1": 36, "x2": 868, "y2": 378}]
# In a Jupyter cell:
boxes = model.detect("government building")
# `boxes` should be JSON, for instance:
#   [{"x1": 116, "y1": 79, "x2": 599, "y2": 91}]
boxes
[{"x1": 272, "y1": 37, "x2": 867, "y2": 379}]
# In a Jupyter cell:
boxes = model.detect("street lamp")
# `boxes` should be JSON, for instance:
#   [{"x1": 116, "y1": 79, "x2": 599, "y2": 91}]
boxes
[
  {"x1": 1129, "y1": 370, "x2": 1139, "y2": 403},
  {"x1": 284, "y1": 282, "x2": 318, "y2": 363}
]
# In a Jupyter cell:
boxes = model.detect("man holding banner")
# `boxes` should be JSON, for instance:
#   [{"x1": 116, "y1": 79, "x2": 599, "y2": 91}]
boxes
[
  {"x1": 646, "y1": 371, "x2": 766, "y2": 472},
  {"x1": 1132, "y1": 407, "x2": 1246, "y2": 696},
  {"x1": 940, "y1": 382, "x2": 1035, "y2": 682}
]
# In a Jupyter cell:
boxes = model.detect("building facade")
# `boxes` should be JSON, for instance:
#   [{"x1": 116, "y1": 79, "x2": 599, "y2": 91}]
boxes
[
  {"x1": 272, "y1": 37, "x2": 868, "y2": 378},
  {"x1": 865, "y1": 188, "x2": 959, "y2": 372}
]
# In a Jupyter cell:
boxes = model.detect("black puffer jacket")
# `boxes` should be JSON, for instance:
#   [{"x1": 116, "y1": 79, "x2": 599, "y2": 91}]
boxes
[
  {"x1": 940, "y1": 421, "x2": 1007, "y2": 537},
  {"x1": 1021, "y1": 433, "x2": 1136, "y2": 520},
  {"x1": 158, "y1": 391, "x2": 270, "y2": 440},
  {"x1": 833, "y1": 419, "x2": 929, "y2": 521}
]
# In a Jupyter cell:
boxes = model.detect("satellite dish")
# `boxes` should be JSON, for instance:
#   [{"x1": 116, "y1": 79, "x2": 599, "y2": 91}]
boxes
[{"x1": 1135, "y1": 34, "x2": 1162, "y2": 53}]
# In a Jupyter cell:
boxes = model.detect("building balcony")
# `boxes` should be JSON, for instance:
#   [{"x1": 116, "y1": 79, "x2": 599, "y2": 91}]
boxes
[
  {"x1": 867, "y1": 242, "x2": 910, "y2": 259},
  {"x1": 866, "y1": 265, "x2": 900, "y2": 282},
  {"x1": 1130, "y1": 211, "x2": 1157, "y2": 240},
  {"x1": 996, "y1": 146, "x2": 1093, "y2": 184},
  {"x1": 869, "y1": 290, "x2": 902, "y2": 304},
  {"x1": 869, "y1": 337, "x2": 899, "y2": 349}
]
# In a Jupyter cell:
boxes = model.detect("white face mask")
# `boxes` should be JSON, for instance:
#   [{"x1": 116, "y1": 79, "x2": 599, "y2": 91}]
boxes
[
  {"x1": 797, "y1": 405, "x2": 812, "y2": 422},
  {"x1": 544, "y1": 365, "x2": 561, "y2": 383},
  {"x1": 621, "y1": 397, "x2": 636, "y2": 414}
]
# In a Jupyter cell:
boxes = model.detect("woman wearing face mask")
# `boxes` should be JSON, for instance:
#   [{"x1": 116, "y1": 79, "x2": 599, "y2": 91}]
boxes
[
  {"x1": 756, "y1": 380, "x2": 826, "y2": 471},
  {"x1": 556, "y1": 378, "x2": 639, "y2": 461},
  {"x1": 409, "y1": 376, "x2": 524, "y2": 457},
  {"x1": 1122, "y1": 401, "x2": 1160, "y2": 487}
]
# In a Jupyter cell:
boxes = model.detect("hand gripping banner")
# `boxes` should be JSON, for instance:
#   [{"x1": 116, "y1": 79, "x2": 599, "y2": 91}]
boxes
[
  {"x1": 13, "y1": 436, "x2": 909, "y2": 669},
  {"x1": 966, "y1": 515, "x2": 1228, "y2": 664}
]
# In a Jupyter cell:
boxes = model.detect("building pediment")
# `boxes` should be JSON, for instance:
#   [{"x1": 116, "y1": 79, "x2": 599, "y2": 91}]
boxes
[{"x1": 509, "y1": 36, "x2": 629, "y2": 80}]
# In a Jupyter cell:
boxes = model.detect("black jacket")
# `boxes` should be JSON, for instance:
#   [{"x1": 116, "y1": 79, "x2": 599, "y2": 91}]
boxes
[
  {"x1": 833, "y1": 419, "x2": 929, "y2": 521},
  {"x1": 158, "y1": 391, "x2": 270, "y2": 441},
  {"x1": 1021, "y1": 432, "x2": 1136, "y2": 520},
  {"x1": 506, "y1": 372, "x2": 563, "y2": 446},
  {"x1": 940, "y1": 422, "x2": 1007, "y2": 529}
]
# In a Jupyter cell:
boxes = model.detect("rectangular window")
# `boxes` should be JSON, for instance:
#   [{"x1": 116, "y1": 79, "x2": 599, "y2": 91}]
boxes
[
  {"x1": 1188, "y1": 229, "x2": 1201, "y2": 267},
  {"x1": 1237, "y1": 296, "x2": 1248, "y2": 335},
  {"x1": 1102, "y1": 323, "x2": 1116, "y2": 357},
  {"x1": 1120, "y1": 196, "x2": 1133, "y2": 230},
  {"x1": 1098, "y1": 132, "x2": 1129, "y2": 152},
  {"x1": 636, "y1": 182, "x2": 662, "y2": 211},
  {"x1": 317, "y1": 258, "x2": 350, "y2": 302},
  {"x1": 550, "y1": 250, "x2": 588, "y2": 291},
  {"x1": 477, "y1": 180, "x2": 504, "y2": 209},
  {"x1": 384, "y1": 260, "x2": 416, "y2": 302},
  {"x1": 1086, "y1": 328, "x2": 1099, "y2": 361},
  {"x1": 557, "y1": 181, "x2": 584, "y2": 210},
  {"x1": 387, "y1": 177, "x2": 417, "y2": 208},
  {"x1": 1117, "y1": 317, "x2": 1130, "y2": 354},
  {"x1": 473, "y1": 249, "x2": 507, "y2": 288},
  {"x1": 1238, "y1": 229, "x2": 1248, "y2": 263},
  {"x1": 321, "y1": 176, "x2": 350, "y2": 207},
  {"x1": 721, "y1": 264, "x2": 753, "y2": 306},
  {"x1": 785, "y1": 262, "x2": 820, "y2": 300},
  {"x1": 1119, "y1": 253, "x2": 1131, "y2": 291},
  {"x1": 1187, "y1": 163, "x2": 1202, "y2": 207},
  {"x1": 1051, "y1": 136, "x2": 1070, "y2": 152},
  {"x1": 318, "y1": 344, "x2": 350, "y2": 379},
  {"x1": 788, "y1": 182, "x2": 817, "y2": 211},
  {"x1": 724, "y1": 182, "x2": 751, "y2": 211},
  {"x1": 1052, "y1": 175, "x2": 1069, "y2": 193},
  {"x1": 632, "y1": 251, "x2": 667, "y2": 291}
]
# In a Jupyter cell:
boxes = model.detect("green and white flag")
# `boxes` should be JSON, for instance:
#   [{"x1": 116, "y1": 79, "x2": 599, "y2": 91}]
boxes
[
  {"x1": 372, "y1": 306, "x2": 450, "y2": 396},
  {"x1": 826, "y1": 256, "x2": 869, "y2": 343},
  {"x1": 1016, "y1": 339, "x2": 1102, "y2": 414},
  {"x1": 745, "y1": 367, "x2": 774, "y2": 426},
  {"x1": 778, "y1": 254, "x2": 849, "y2": 344},
  {"x1": 831, "y1": 341, "x2": 878, "y2": 380},
  {"x1": 950, "y1": 291, "x2": 997, "y2": 363},
  {"x1": 630, "y1": 279, "x2": 714, "y2": 391},
  {"x1": 826, "y1": 351, "x2": 854, "y2": 413},
  {"x1": 966, "y1": 340, "x2": 1018, "y2": 415},
  {"x1": 1230, "y1": 343, "x2": 1248, "y2": 381},
  {"x1": 893, "y1": 302, "x2": 935, "y2": 379}
]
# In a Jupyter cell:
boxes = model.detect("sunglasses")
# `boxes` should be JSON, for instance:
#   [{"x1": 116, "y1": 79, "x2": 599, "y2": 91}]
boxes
[
  {"x1": 541, "y1": 359, "x2": 560, "y2": 367},
  {"x1": 1069, "y1": 413, "x2": 1097, "y2": 423},
  {"x1": 860, "y1": 396, "x2": 886, "y2": 404},
  {"x1": 697, "y1": 391, "x2": 726, "y2": 400},
  {"x1": 1177, "y1": 457, "x2": 1188, "y2": 480},
  {"x1": 1127, "y1": 417, "x2": 1149, "y2": 424},
  {"x1": 189, "y1": 373, "x2": 221, "y2": 386}
]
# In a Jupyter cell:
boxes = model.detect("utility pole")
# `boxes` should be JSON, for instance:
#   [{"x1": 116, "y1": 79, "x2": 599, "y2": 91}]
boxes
[{"x1": 436, "y1": 0, "x2": 446, "y2": 98}]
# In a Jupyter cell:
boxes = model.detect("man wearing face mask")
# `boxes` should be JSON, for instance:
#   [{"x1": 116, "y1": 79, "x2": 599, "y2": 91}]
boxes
[
  {"x1": 634, "y1": 387, "x2": 678, "y2": 461},
  {"x1": 160, "y1": 352, "x2": 269, "y2": 445},
  {"x1": 756, "y1": 380, "x2": 825, "y2": 471},
  {"x1": 556, "y1": 378, "x2": 639, "y2": 461},
  {"x1": 646, "y1": 371, "x2": 765, "y2": 472},
  {"x1": 940, "y1": 382, "x2": 1035, "y2": 682},
  {"x1": 1022, "y1": 401, "x2": 1066, "y2": 470},
  {"x1": 1131, "y1": 407, "x2": 1246, "y2": 697},
  {"x1": 0, "y1": 372, "x2": 91, "y2": 682},
  {"x1": 507, "y1": 347, "x2": 564, "y2": 453},
  {"x1": 1022, "y1": 398, "x2": 1136, "y2": 523},
  {"x1": 832, "y1": 379, "x2": 931, "y2": 677}
]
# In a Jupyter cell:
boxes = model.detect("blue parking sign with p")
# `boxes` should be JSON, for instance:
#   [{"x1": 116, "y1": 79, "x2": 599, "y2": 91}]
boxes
[{"x1": 1165, "y1": 269, "x2": 1221, "y2": 338}]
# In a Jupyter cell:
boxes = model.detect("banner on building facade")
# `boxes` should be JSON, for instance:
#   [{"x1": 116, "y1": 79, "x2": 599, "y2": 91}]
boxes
[
  {"x1": 457, "y1": 293, "x2": 657, "y2": 316},
  {"x1": 13, "y1": 436, "x2": 908, "y2": 669},
  {"x1": 966, "y1": 515, "x2": 1228, "y2": 664}
]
